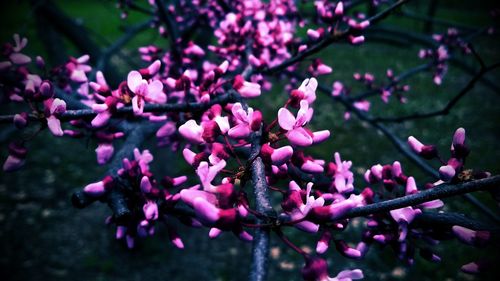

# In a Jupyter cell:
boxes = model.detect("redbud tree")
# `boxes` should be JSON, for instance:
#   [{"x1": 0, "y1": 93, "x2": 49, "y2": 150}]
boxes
[{"x1": 1, "y1": 0, "x2": 499, "y2": 280}]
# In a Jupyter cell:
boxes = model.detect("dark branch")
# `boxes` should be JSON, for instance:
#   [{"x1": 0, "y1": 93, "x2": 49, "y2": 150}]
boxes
[
  {"x1": 288, "y1": 72, "x2": 500, "y2": 224},
  {"x1": 0, "y1": 92, "x2": 238, "y2": 124},
  {"x1": 249, "y1": 128, "x2": 276, "y2": 281},
  {"x1": 339, "y1": 175, "x2": 500, "y2": 220},
  {"x1": 96, "y1": 20, "x2": 153, "y2": 71},
  {"x1": 373, "y1": 62, "x2": 500, "y2": 123},
  {"x1": 350, "y1": 62, "x2": 432, "y2": 101},
  {"x1": 72, "y1": 122, "x2": 160, "y2": 218},
  {"x1": 262, "y1": 0, "x2": 409, "y2": 74}
]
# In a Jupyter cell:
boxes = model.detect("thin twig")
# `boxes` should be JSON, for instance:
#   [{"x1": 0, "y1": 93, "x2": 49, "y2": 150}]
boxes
[{"x1": 373, "y1": 62, "x2": 500, "y2": 123}]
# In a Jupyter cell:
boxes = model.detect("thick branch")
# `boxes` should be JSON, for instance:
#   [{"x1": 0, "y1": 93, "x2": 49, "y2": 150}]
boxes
[
  {"x1": 413, "y1": 212, "x2": 499, "y2": 232},
  {"x1": 0, "y1": 92, "x2": 238, "y2": 124},
  {"x1": 339, "y1": 176, "x2": 500, "y2": 220},
  {"x1": 249, "y1": 129, "x2": 276, "y2": 281},
  {"x1": 288, "y1": 72, "x2": 500, "y2": 223}
]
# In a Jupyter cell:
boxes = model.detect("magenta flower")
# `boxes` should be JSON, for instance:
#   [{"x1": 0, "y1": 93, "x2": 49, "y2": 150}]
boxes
[
  {"x1": 95, "y1": 143, "x2": 114, "y2": 165},
  {"x1": 196, "y1": 160, "x2": 227, "y2": 192},
  {"x1": 83, "y1": 176, "x2": 114, "y2": 197},
  {"x1": 233, "y1": 75, "x2": 261, "y2": 98},
  {"x1": 301, "y1": 256, "x2": 363, "y2": 281},
  {"x1": 143, "y1": 201, "x2": 159, "y2": 220},
  {"x1": 389, "y1": 206, "x2": 422, "y2": 241},
  {"x1": 179, "y1": 120, "x2": 205, "y2": 144},
  {"x1": 278, "y1": 100, "x2": 329, "y2": 147},
  {"x1": 66, "y1": 55, "x2": 92, "y2": 83},
  {"x1": 329, "y1": 152, "x2": 354, "y2": 194},
  {"x1": 282, "y1": 181, "x2": 325, "y2": 233},
  {"x1": 290, "y1": 78, "x2": 318, "y2": 105},
  {"x1": 309, "y1": 59, "x2": 332, "y2": 76},
  {"x1": 4, "y1": 34, "x2": 31, "y2": 65},
  {"x1": 127, "y1": 70, "x2": 165, "y2": 115},
  {"x1": 43, "y1": 98, "x2": 66, "y2": 137},
  {"x1": 260, "y1": 143, "x2": 293, "y2": 166},
  {"x1": 3, "y1": 142, "x2": 27, "y2": 172},
  {"x1": 407, "y1": 136, "x2": 437, "y2": 159},
  {"x1": 228, "y1": 102, "x2": 261, "y2": 138}
]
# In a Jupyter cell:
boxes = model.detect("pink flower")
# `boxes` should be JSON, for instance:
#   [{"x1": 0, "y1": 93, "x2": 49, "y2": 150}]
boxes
[
  {"x1": 260, "y1": 143, "x2": 293, "y2": 166},
  {"x1": 228, "y1": 103, "x2": 260, "y2": 138},
  {"x1": 307, "y1": 28, "x2": 322, "y2": 40},
  {"x1": 179, "y1": 120, "x2": 205, "y2": 144},
  {"x1": 8, "y1": 34, "x2": 31, "y2": 65},
  {"x1": 196, "y1": 160, "x2": 227, "y2": 192},
  {"x1": 127, "y1": 70, "x2": 166, "y2": 115},
  {"x1": 282, "y1": 181, "x2": 324, "y2": 233},
  {"x1": 309, "y1": 60, "x2": 332, "y2": 76},
  {"x1": 390, "y1": 206, "x2": 422, "y2": 241},
  {"x1": 133, "y1": 148, "x2": 153, "y2": 174},
  {"x1": 332, "y1": 81, "x2": 343, "y2": 96},
  {"x1": 335, "y1": 2, "x2": 344, "y2": 16},
  {"x1": 302, "y1": 256, "x2": 363, "y2": 281},
  {"x1": 43, "y1": 98, "x2": 66, "y2": 137},
  {"x1": 278, "y1": 100, "x2": 329, "y2": 147},
  {"x1": 66, "y1": 55, "x2": 92, "y2": 83},
  {"x1": 143, "y1": 201, "x2": 159, "y2": 220},
  {"x1": 3, "y1": 142, "x2": 27, "y2": 172},
  {"x1": 330, "y1": 152, "x2": 354, "y2": 194},
  {"x1": 407, "y1": 136, "x2": 437, "y2": 159},
  {"x1": 83, "y1": 176, "x2": 113, "y2": 197},
  {"x1": 95, "y1": 143, "x2": 114, "y2": 165},
  {"x1": 291, "y1": 78, "x2": 318, "y2": 104},
  {"x1": 452, "y1": 225, "x2": 490, "y2": 247},
  {"x1": 233, "y1": 75, "x2": 261, "y2": 98},
  {"x1": 184, "y1": 41, "x2": 206, "y2": 56}
]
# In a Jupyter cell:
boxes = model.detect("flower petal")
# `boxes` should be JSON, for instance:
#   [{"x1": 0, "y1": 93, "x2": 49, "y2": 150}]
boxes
[
  {"x1": 287, "y1": 128, "x2": 313, "y2": 147},
  {"x1": 127, "y1": 70, "x2": 142, "y2": 92},
  {"x1": 278, "y1": 108, "x2": 296, "y2": 131}
]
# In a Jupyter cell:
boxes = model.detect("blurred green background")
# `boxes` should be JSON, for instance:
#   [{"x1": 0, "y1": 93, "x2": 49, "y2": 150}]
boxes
[{"x1": 0, "y1": 0, "x2": 499, "y2": 280}]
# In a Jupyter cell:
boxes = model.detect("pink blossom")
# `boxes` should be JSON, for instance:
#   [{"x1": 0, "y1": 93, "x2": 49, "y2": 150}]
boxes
[
  {"x1": 95, "y1": 143, "x2": 114, "y2": 165},
  {"x1": 3, "y1": 143, "x2": 27, "y2": 172},
  {"x1": 83, "y1": 176, "x2": 113, "y2": 197},
  {"x1": 278, "y1": 100, "x2": 329, "y2": 147},
  {"x1": 66, "y1": 55, "x2": 92, "y2": 83},
  {"x1": 43, "y1": 98, "x2": 66, "y2": 137},
  {"x1": 332, "y1": 81, "x2": 343, "y2": 96},
  {"x1": 228, "y1": 103, "x2": 258, "y2": 138},
  {"x1": 127, "y1": 70, "x2": 166, "y2": 115},
  {"x1": 330, "y1": 152, "x2": 354, "y2": 194},
  {"x1": 143, "y1": 201, "x2": 159, "y2": 220},
  {"x1": 233, "y1": 75, "x2": 261, "y2": 98},
  {"x1": 291, "y1": 78, "x2": 318, "y2": 104},
  {"x1": 196, "y1": 160, "x2": 227, "y2": 192},
  {"x1": 260, "y1": 143, "x2": 293, "y2": 166},
  {"x1": 335, "y1": 2, "x2": 344, "y2": 16},
  {"x1": 179, "y1": 120, "x2": 205, "y2": 144}
]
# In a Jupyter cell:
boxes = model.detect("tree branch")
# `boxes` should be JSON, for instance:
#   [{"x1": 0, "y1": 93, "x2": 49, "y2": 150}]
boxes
[
  {"x1": 71, "y1": 122, "x2": 160, "y2": 218},
  {"x1": 288, "y1": 72, "x2": 500, "y2": 224},
  {"x1": 339, "y1": 175, "x2": 500, "y2": 220},
  {"x1": 373, "y1": 61, "x2": 500, "y2": 123},
  {"x1": 0, "y1": 91, "x2": 238, "y2": 124},
  {"x1": 248, "y1": 127, "x2": 276, "y2": 281},
  {"x1": 262, "y1": 0, "x2": 409, "y2": 74},
  {"x1": 96, "y1": 20, "x2": 153, "y2": 71}
]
